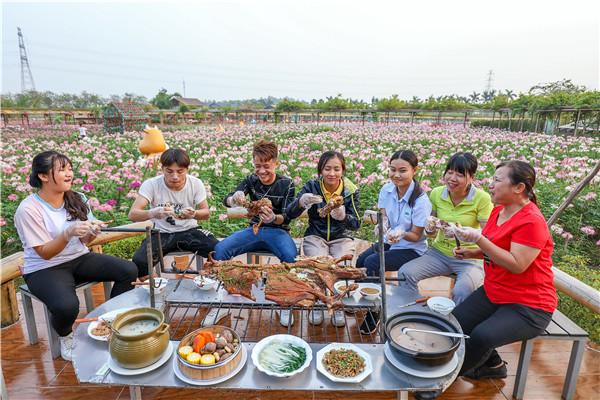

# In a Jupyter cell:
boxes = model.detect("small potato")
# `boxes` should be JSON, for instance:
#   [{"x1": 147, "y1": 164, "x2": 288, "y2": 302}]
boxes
[
  {"x1": 222, "y1": 330, "x2": 233, "y2": 343},
  {"x1": 201, "y1": 342, "x2": 217, "y2": 354},
  {"x1": 215, "y1": 337, "x2": 228, "y2": 349}
]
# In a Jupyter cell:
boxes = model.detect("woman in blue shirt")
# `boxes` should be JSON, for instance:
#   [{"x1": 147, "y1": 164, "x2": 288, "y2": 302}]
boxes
[
  {"x1": 357, "y1": 149, "x2": 432, "y2": 276},
  {"x1": 356, "y1": 150, "x2": 432, "y2": 334}
]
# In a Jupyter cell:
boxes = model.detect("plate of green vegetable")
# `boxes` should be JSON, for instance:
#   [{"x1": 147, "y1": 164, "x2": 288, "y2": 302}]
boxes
[{"x1": 252, "y1": 334, "x2": 312, "y2": 377}]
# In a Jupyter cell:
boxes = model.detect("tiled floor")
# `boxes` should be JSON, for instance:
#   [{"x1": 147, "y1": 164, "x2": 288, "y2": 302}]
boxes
[{"x1": 1, "y1": 284, "x2": 599, "y2": 400}]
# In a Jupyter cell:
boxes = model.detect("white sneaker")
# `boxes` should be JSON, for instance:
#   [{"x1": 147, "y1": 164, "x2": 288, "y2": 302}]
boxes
[
  {"x1": 202, "y1": 308, "x2": 231, "y2": 326},
  {"x1": 60, "y1": 332, "x2": 74, "y2": 361},
  {"x1": 308, "y1": 309, "x2": 324, "y2": 325},
  {"x1": 278, "y1": 309, "x2": 294, "y2": 327},
  {"x1": 331, "y1": 310, "x2": 346, "y2": 327}
]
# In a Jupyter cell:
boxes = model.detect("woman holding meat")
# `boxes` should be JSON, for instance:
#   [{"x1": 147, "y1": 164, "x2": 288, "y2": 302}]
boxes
[
  {"x1": 286, "y1": 150, "x2": 360, "y2": 327},
  {"x1": 14, "y1": 151, "x2": 138, "y2": 361}
]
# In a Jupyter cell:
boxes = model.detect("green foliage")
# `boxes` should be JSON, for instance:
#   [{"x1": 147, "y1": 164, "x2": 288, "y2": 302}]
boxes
[
  {"x1": 178, "y1": 104, "x2": 190, "y2": 113},
  {"x1": 555, "y1": 255, "x2": 600, "y2": 343},
  {"x1": 376, "y1": 95, "x2": 407, "y2": 112},
  {"x1": 102, "y1": 236, "x2": 144, "y2": 259},
  {"x1": 151, "y1": 88, "x2": 181, "y2": 110},
  {"x1": 275, "y1": 98, "x2": 306, "y2": 112}
]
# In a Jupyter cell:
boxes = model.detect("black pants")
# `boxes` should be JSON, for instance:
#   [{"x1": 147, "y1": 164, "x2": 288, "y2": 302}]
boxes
[
  {"x1": 23, "y1": 252, "x2": 138, "y2": 337},
  {"x1": 452, "y1": 286, "x2": 552, "y2": 374},
  {"x1": 132, "y1": 227, "x2": 218, "y2": 277},
  {"x1": 355, "y1": 243, "x2": 420, "y2": 277}
]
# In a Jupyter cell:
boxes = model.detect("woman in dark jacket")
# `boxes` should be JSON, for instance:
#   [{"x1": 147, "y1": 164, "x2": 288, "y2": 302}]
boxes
[
  {"x1": 286, "y1": 151, "x2": 360, "y2": 258},
  {"x1": 286, "y1": 151, "x2": 360, "y2": 328}
]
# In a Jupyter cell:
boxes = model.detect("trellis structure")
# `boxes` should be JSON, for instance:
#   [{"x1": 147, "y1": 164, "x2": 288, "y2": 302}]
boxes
[{"x1": 103, "y1": 102, "x2": 148, "y2": 133}]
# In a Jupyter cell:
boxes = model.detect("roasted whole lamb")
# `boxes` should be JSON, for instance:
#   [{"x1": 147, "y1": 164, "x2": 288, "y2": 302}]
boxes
[
  {"x1": 203, "y1": 253, "x2": 365, "y2": 309},
  {"x1": 317, "y1": 194, "x2": 344, "y2": 217}
]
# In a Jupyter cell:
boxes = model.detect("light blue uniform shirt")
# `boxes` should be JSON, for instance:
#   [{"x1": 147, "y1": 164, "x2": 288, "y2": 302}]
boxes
[{"x1": 377, "y1": 181, "x2": 432, "y2": 255}]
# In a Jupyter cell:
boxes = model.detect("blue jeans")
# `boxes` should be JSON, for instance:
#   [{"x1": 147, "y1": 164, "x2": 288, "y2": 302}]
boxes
[
  {"x1": 356, "y1": 243, "x2": 420, "y2": 277},
  {"x1": 214, "y1": 227, "x2": 297, "y2": 262}
]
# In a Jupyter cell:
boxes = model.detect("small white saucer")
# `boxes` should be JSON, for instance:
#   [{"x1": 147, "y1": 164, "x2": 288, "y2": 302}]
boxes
[
  {"x1": 383, "y1": 341, "x2": 458, "y2": 378},
  {"x1": 173, "y1": 346, "x2": 247, "y2": 385},
  {"x1": 108, "y1": 342, "x2": 173, "y2": 375},
  {"x1": 87, "y1": 307, "x2": 134, "y2": 342}
]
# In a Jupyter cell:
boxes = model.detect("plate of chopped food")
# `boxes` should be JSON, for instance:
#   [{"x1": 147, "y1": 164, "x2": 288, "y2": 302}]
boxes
[
  {"x1": 316, "y1": 343, "x2": 373, "y2": 383},
  {"x1": 251, "y1": 334, "x2": 312, "y2": 378},
  {"x1": 86, "y1": 307, "x2": 133, "y2": 341}
]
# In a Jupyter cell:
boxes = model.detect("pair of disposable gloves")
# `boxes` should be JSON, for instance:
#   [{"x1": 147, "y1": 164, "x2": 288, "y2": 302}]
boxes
[
  {"x1": 373, "y1": 216, "x2": 483, "y2": 244},
  {"x1": 299, "y1": 193, "x2": 346, "y2": 221},
  {"x1": 424, "y1": 216, "x2": 482, "y2": 243}
]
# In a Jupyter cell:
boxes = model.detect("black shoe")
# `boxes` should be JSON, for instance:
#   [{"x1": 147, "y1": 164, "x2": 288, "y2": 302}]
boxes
[
  {"x1": 462, "y1": 361, "x2": 508, "y2": 380},
  {"x1": 359, "y1": 311, "x2": 380, "y2": 335},
  {"x1": 414, "y1": 390, "x2": 441, "y2": 400}
]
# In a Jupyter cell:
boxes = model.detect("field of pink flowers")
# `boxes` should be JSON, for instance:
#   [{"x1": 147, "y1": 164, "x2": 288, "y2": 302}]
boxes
[{"x1": 1, "y1": 123, "x2": 598, "y2": 265}]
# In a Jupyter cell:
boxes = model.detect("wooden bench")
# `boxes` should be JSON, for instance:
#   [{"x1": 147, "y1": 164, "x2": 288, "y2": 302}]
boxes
[{"x1": 513, "y1": 309, "x2": 588, "y2": 400}]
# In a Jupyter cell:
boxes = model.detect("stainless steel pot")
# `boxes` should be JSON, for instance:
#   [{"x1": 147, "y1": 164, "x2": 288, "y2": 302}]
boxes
[{"x1": 385, "y1": 310, "x2": 461, "y2": 367}]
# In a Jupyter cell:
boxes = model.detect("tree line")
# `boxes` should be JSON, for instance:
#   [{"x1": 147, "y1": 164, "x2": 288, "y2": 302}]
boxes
[{"x1": 2, "y1": 79, "x2": 599, "y2": 113}]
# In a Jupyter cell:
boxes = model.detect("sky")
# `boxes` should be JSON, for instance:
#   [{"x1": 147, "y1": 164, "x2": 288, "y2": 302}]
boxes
[{"x1": 2, "y1": 0, "x2": 599, "y2": 101}]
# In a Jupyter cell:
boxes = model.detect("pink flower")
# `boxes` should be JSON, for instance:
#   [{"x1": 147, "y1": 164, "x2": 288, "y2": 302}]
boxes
[
  {"x1": 583, "y1": 192, "x2": 597, "y2": 201},
  {"x1": 7, "y1": 194, "x2": 18, "y2": 201},
  {"x1": 218, "y1": 213, "x2": 228, "y2": 221},
  {"x1": 580, "y1": 226, "x2": 596, "y2": 236},
  {"x1": 561, "y1": 232, "x2": 574, "y2": 240},
  {"x1": 97, "y1": 203, "x2": 113, "y2": 212},
  {"x1": 82, "y1": 183, "x2": 95, "y2": 192},
  {"x1": 129, "y1": 181, "x2": 141, "y2": 189},
  {"x1": 0, "y1": 218, "x2": 6, "y2": 227},
  {"x1": 106, "y1": 199, "x2": 117, "y2": 206},
  {"x1": 88, "y1": 197, "x2": 100, "y2": 208}
]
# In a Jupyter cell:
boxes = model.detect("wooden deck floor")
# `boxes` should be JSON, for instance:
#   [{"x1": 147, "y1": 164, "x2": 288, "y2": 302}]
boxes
[{"x1": 1, "y1": 283, "x2": 599, "y2": 400}]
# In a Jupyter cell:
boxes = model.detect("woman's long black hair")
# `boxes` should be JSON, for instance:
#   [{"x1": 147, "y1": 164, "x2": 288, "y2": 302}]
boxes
[{"x1": 29, "y1": 151, "x2": 89, "y2": 221}]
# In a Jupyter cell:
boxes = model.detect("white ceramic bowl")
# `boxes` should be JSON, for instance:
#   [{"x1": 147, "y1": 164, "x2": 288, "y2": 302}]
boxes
[
  {"x1": 141, "y1": 277, "x2": 168, "y2": 293},
  {"x1": 427, "y1": 296, "x2": 456, "y2": 315},
  {"x1": 334, "y1": 280, "x2": 356, "y2": 295},
  {"x1": 316, "y1": 343, "x2": 373, "y2": 383},
  {"x1": 358, "y1": 283, "x2": 381, "y2": 301},
  {"x1": 251, "y1": 334, "x2": 312, "y2": 378},
  {"x1": 193, "y1": 276, "x2": 218, "y2": 291}
]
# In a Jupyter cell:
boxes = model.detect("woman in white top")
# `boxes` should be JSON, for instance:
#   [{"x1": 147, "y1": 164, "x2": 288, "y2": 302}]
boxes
[{"x1": 14, "y1": 151, "x2": 138, "y2": 361}]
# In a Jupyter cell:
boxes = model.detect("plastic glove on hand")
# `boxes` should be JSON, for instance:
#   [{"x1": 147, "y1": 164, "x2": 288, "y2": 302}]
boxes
[
  {"x1": 387, "y1": 227, "x2": 406, "y2": 244},
  {"x1": 453, "y1": 226, "x2": 482, "y2": 243},
  {"x1": 329, "y1": 206, "x2": 346, "y2": 221},
  {"x1": 299, "y1": 193, "x2": 323, "y2": 209},
  {"x1": 62, "y1": 221, "x2": 92, "y2": 240},
  {"x1": 148, "y1": 206, "x2": 173, "y2": 219},
  {"x1": 230, "y1": 191, "x2": 246, "y2": 207},
  {"x1": 259, "y1": 206, "x2": 276, "y2": 224}
]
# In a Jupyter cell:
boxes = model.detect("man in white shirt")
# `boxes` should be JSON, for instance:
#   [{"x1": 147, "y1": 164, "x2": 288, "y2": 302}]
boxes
[{"x1": 128, "y1": 148, "x2": 218, "y2": 278}]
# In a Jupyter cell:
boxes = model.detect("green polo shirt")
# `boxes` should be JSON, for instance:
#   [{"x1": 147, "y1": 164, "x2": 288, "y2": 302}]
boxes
[{"x1": 429, "y1": 185, "x2": 493, "y2": 257}]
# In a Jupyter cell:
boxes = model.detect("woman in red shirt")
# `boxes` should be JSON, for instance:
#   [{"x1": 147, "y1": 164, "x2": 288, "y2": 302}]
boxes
[{"x1": 451, "y1": 160, "x2": 556, "y2": 380}]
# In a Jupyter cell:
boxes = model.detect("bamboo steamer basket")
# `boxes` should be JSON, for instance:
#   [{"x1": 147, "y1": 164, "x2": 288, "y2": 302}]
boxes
[{"x1": 177, "y1": 326, "x2": 243, "y2": 381}]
